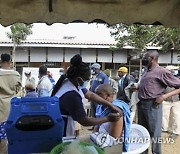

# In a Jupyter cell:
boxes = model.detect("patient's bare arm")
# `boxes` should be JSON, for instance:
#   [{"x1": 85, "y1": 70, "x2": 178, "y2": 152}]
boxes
[{"x1": 109, "y1": 116, "x2": 124, "y2": 138}]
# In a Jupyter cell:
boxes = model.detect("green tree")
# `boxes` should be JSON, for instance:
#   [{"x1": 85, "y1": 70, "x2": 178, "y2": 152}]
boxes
[
  {"x1": 109, "y1": 24, "x2": 154, "y2": 53},
  {"x1": 109, "y1": 24, "x2": 180, "y2": 74},
  {"x1": 6, "y1": 23, "x2": 33, "y2": 69},
  {"x1": 151, "y1": 26, "x2": 180, "y2": 51},
  {"x1": 109, "y1": 24, "x2": 180, "y2": 53},
  {"x1": 109, "y1": 24, "x2": 155, "y2": 74}
]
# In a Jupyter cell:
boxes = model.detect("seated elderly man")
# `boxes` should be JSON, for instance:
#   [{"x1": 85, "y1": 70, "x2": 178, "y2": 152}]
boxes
[{"x1": 93, "y1": 84, "x2": 131, "y2": 152}]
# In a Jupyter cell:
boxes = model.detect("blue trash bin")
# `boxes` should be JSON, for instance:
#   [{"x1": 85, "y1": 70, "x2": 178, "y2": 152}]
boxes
[{"x1": 5, "y1": 96, "x2": 64, "y2": 154}]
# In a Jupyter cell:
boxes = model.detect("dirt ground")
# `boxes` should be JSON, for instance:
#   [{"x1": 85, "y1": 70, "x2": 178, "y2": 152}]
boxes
[
  {"x1": 161, "y1": 132, "x2": 180, "y2": 154},
  {"x1": 80, "y1": 126, "x2": 180, "y2": 154}
]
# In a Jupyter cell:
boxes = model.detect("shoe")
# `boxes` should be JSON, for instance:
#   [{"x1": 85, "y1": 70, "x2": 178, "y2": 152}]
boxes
[
  {"x1": 169, "y1": 133, "x2": 179, "y2": 140},
  {"x1": 162, "y1": 128, "x2": 168, "y2": 133},
  {"x1": 88, "y1": 127, "x2": 94, "y2": 131},
  {"x1": 162, "y1": 130, "x2": 168, "y2": 133}
]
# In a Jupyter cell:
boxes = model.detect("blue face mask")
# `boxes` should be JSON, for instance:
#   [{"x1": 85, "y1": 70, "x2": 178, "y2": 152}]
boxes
[{"x1": 79, "y1": 81, "x2": 89, "y2": 89}]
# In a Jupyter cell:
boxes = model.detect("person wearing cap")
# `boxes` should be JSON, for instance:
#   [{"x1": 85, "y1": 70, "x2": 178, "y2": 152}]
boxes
[
  {"x1": 138, "y1": 50, "x2": 180, "y2": 154},
  {"x1": 117, "y1": 66, "x2": 132, "y2": 103},
  {"x1": 89, "y1": 63, "x2": 109, "y2": 118},
  {"x1": 0, "y1": 53, "x2": 21, "y2": 153},
  {"x1": 162, "y1": 65, "x2": 180, "y2": 140}
]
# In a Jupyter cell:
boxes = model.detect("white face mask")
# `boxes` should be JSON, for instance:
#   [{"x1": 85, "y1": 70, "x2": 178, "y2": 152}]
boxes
[
  {"x1": 59, "y1": 72, "x2": 64, "y2": 76},
  {"x1": 91, "y1": 69, "x2": 95, "y2": 75},
  {"x1": 173, "y1": 70, "x2": 178, "y2": 76}
]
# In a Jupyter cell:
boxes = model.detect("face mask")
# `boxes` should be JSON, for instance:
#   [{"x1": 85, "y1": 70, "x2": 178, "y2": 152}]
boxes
[
  {"x1": 142, "y1": 59, "x2": 149, "y2": 66},
  {"x1": 59, "y1": 72, "x2": 64, "y2": 76},
  {"x1": 78, "y1": 77, "x2": 89, "y2": 88},
  {"x1": 142, "y1": 58, "x2": 152, "y2": 67},
  {"x1": 118, "y1": 73, "x2": 123, "y2": 78},
  {"x1": 94, "y1": 69, "x2": 100, "y2": 75},
  {"x1": 173, "y1": 70, "x2": 178, "y2": 76},
  {"x1": 79, "y1": 81, "x2": 89, "y2": 89},
  {"x1": 91, "y1": 69, "x2": 95, "y2": 75}
]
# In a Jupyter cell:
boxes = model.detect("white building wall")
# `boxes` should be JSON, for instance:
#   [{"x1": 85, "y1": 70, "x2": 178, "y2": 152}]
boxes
[
  {"x1": 0, "y1": 47, "x2": 11, "y2": 55},
  {"x1": 158, "y1": 52, "x2": 171, "y2": 64},
  {"x1": 113, "y1": 50, "x2": 127, "y2": 63},
  {"x1": 16, "y1": 48, "x2": 28, "y2": 62},
  {"x1": 30, "y1": 47, "x2": 46, "y2": 62},
  {"x1": 64, "y1": 48, "x2": 80, "y2": 62},
  {"x1": 98, "y1": 49, "x2": 112, "y2": 63},
  {"x1": 172, "y1": 52, "x2": 180, "y2": 64},
  {"x1": 48, "y1": 47, "x2": 63, "y2": 62},
  {"x1": 81, "y1": 48, "x2": 96, "y2": 62}
]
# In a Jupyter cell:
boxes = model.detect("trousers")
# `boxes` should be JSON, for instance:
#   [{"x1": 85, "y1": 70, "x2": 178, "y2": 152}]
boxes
[
  {"x1": 138, "y1": 99, "x2": 162, "y2": 154},
  {"x1": 162, "y1": 100, "x2": 180, "y2": 134}
]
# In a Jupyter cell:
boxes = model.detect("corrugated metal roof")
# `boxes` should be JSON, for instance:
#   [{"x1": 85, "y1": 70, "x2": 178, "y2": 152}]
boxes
[
  {"x1": 0, "y1": 39, "x2": 161, "y2": 50},
  {"x1": 0, "y1": 39, "x2": 116, "y2": 48}
]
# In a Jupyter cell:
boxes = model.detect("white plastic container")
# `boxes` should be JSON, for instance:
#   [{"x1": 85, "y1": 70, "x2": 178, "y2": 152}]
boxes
[{"x1": 123, "y1": 124, "x2": 150, "y2": 154}]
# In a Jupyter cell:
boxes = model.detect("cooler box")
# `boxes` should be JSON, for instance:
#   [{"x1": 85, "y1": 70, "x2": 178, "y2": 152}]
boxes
[{"x1": 5, "y1": 96, "x2": 64, "y2": 154}]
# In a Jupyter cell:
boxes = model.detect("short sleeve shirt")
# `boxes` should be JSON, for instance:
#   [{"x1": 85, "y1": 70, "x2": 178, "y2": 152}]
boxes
[{"x1": 59, "y1": 90, "x2": 87, "y2": 121}]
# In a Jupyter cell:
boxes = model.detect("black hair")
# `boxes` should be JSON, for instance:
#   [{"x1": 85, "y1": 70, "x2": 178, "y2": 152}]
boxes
[
  {"x1": 39, "y1": 65, "x2": 47, "y2": 76},
  {"x1": 51, "y1": 54, "x2": 90, "y2": 96},
  {"x1": 1, "y1": 53, "x2": 11, "y2": 62}
]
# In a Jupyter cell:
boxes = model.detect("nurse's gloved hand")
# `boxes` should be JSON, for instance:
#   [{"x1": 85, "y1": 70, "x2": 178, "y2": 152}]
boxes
[{"x1": 107, "y1": 113, "x2": 120, "y2": 122}]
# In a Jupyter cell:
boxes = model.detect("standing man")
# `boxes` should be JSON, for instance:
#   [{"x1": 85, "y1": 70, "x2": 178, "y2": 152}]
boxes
[
  {"x1": 162, "y1": 65, "x2": 180, "y2": 140},
  {"x1": 117, "y1": 66, "x2": 132, "y2": 103},
  {"x1": 138, "y1": 50, "x2": 180, "y2": 154},
  {"x1": 89, "y1": 63, "x2": 109, "y2": 118},
  {"x1": 37, "y1": 65, "x2": 53, "y2": 97},
  {"x1": 0, "y1": 53, "x2": 21, "y2": 153}
]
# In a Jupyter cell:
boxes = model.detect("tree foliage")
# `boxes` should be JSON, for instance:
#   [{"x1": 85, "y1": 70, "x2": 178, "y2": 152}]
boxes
[
  {"x1": 151, "y1": 26, "x2": 180, "y2": 51},
  {"x1": 7, "y1": 23, "x2": 33, "y2": 44},
  {"x1": 6, "y1": 23, "x2": 33, "y2": 69},
  {"x1": 109, "y1": 23, "x2": 180, "y2": 53}
]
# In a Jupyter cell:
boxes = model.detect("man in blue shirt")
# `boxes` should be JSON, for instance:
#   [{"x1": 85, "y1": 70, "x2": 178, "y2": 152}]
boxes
[{"x1": 89, "y1": 63, "x2": 109, "y2": 118}]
